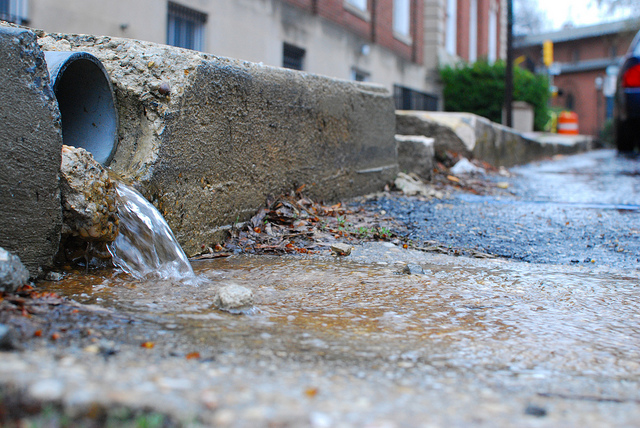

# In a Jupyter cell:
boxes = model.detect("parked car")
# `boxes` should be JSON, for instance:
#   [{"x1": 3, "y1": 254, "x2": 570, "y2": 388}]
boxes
[{"x1": 615, "y1": 29, "x2": 640, "y2": 152}]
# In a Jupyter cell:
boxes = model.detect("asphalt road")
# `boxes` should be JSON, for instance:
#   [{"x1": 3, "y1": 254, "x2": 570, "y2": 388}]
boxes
[{"x1": 368, "y1": 149, "x2": 640, "y2": 271}]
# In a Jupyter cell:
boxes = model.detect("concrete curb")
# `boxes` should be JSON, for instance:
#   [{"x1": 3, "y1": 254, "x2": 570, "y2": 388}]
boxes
[
  {"x1": 396, "y1": 111, "x2": 594, "y2": 168},
  {"x1": 395, "y1": 135, "x2": 435, "y2": 181},
  {"x1": 37, "y1": 32, "x2": 397, "y2": 256},
  {"x1": 0, "y1": 26, "x2": 63, "y2": 278}
]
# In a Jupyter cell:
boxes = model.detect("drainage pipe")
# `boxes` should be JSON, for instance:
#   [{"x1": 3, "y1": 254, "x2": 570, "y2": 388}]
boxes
[{"x1": 44, "y1": 51, "x2": 118, "y2": 165}]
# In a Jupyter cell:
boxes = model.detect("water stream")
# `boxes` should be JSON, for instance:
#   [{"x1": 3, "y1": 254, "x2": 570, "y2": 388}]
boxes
[{"x1": 106, "y1": 182, "x2": 198, "y2": 283}]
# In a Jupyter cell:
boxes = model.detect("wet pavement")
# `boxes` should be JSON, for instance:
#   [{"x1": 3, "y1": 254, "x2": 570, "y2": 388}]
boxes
[
  {"x1": 2, "y1": 149, "x2": 640, "y2": 426},
  {"x1": 367, "y1": 150, "x2": 640, "y2": 269}
]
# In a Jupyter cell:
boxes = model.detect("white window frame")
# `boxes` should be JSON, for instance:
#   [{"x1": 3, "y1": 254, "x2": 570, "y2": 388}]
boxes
[
  {"x1": 469, "y1": 0, "x2": 478, "y2": 62},
  {"x1": 345, "y1": 0, "x2": 367, "y2": 11},
  {"x1": 445, "y1": 0, "x2": 457, "y2": 56},
  {"x1": 488, "y1": 1, "x2": 498, "y2": 64},
  {"x1": 393, "y1": 0, "x2": 411, "y2": 38},
  {"x1": 0, "y1": 0, "x2": 28, "y2": 24}
]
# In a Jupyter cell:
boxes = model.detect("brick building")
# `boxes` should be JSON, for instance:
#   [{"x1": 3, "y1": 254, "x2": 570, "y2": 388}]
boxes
[
  {"x1": 2, "y1": 0, "x2": 506, "y2": 112},
  {"x1": 514, "y1": 19, "x2": 638, "y2": 137}
]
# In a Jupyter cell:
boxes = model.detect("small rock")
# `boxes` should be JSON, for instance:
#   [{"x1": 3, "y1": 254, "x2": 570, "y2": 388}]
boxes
[
  {"x1": 524, "y1": 404, "x2": 547, "y2": 417},
  {"x1": 331, "y1": 243, "x2": 352, "y2": 256},
  {"x1": 46, "y1": 271, "x2": 65, "y2": 281},
  {"x1": 60, "y1": 145, "x2": 118, "y2": 242},
  {"x1": 0, "y1": 247, "x2": 29, "y2": 293},
  {"x1": 401, "y1": 264, "x2": 425, "y2": 275},
  {"x1": 98, "y1": 339, "x2": 119, "y2": 357},
  {"x1": 394, "y1": 172, "x2": 442, "y2": 198},
  {"x1": 157, "y1": 81, "x2": 171, "y2": 95},
  {"x1": 214, "y1": 283, "x2": 254, "y2": 312},
  {"x1": 29, "y1": 378, "x2": 65, "y2": 401},
  {"x1": 450, "y1": 158, "x2": 485, "y2": 175},
  {"x1": 0, "y1": 324, "x2": 16, "y2": 351},
  {"x1": 83, "y1": 344, "x2": 100, "y2": 354}
]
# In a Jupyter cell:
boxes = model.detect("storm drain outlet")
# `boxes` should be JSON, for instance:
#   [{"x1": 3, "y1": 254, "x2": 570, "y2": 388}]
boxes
[{"x1": 44, "y1": 51, "x2": 118, "y2": 165}]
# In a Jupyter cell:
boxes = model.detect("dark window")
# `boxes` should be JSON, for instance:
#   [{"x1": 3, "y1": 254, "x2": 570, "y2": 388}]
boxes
[
  {"x1": 566, "y1": 93, "x2": 575, "y2": 110},
  {"x1": 0, "y1": 0, "x2": 28, "y2": 24},
  {"x1": 572, "y1": 48, "x2": 580, "y2": 63},
  {"x1": 351, "y1": 68, "x2": 370, "y2": 82},
  {"x1": 283, "y1": 43, "x2": 305, "y2": 71},
  {"x1": 609, "y1": 44, "x2": 617, "y2": 58},
  {"x1": 167, "y1": 2, "x2": 207, "y2": 51},
  {"x1": 393, "y1": 85, "x2": 438, "y2": 111}
]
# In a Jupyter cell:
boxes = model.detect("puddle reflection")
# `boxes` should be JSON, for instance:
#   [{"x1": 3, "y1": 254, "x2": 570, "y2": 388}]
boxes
[{"x1": 46, "y1": 255, "x2": 640, "y2": 378}]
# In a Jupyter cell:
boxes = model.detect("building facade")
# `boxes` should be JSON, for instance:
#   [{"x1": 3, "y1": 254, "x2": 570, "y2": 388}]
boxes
[
  {"x1": 515, "y1": 20, "x2": 638, "y2": 137},
  {"x1": 3, "y1": 0, "x2": 506, "y2": 112}
]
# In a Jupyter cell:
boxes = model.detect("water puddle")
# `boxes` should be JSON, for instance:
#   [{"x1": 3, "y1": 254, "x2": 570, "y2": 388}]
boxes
[
  {"x1": 45, "y1": 249, "x2": 640, "y2": 379},
  {"x1": 456, "y1": 193, "x2": 640, "y2": 212}
]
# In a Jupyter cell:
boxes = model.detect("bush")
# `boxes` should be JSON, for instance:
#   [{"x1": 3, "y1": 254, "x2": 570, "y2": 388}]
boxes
[{"x1": 439, "y1": 60, "x2": 550, "y2": 131}]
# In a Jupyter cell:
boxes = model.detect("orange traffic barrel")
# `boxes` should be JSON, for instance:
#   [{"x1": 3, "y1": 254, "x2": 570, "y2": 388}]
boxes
[{"x1": 557, "y1": 111, "x2": 579, "y2": 135}]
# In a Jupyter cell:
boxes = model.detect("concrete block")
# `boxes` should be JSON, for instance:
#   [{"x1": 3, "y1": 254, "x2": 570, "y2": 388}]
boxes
[
  {"x1": 395, "y1": 135, "x2": 435, "y2": 180},
  {"x1": 39, "y1": 33, "x2": 397, "y2": 256},
  {"x1": 0, "y1": 26, "x2": 62, "y2": 278},
  {"x1": 396, "y1": 111, "x2": 473, "y2": 160},
  {"x1": 397, "y1": 111, "x2": 592, "y2": 167}
]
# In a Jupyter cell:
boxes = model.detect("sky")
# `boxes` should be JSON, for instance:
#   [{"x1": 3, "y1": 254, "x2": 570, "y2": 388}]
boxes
[{"x1": 535, "y1": 0, "x2": 633, "y2": 31}]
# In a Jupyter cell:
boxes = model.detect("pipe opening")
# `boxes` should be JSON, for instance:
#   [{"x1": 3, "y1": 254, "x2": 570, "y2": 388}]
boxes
[{"x1": 44, "y1": 52, "x2": 118, "y2": 165}]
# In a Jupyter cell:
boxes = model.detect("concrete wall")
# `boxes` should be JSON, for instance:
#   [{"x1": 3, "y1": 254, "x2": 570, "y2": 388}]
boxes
[
  {"x1": 0, "y1": 26, "x2": 63, "y2": 278},
  {"x1": 38, "y1": 32, "x2": 398, "y2": 257},
  {"x1": 26, "y1": 0, "x2": 438, "y2": 99}
]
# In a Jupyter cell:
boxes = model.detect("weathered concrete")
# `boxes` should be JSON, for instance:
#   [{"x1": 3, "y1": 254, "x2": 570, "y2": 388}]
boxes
[
  {"x1": 396, "y1": 111, "x2": 594, "y2": 167},
  {"x1": 0, "y1": 26, "x2": 62, "y2": 278},
  {"x1": 395, "y1": 135, "x2": 435, "y2": 180},
  {"x1": 38, "y1": 33, "x2": 398, "y2": 256}
]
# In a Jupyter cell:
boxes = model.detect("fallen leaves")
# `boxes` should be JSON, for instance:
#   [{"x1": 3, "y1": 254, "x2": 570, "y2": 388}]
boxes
[{"x1": 214, "y1": 192, "x2": 401, "y2": 256}]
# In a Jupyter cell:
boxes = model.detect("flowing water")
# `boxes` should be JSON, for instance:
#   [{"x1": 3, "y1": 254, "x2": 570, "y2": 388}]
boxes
[
  {"x1": 106, "y1": 182, "x2": 198, "y2": 283},
  {"x1": 26, "y1": 150, "x2": 640, "y2": 424},
  {"x1": 47, "y1": 244, "x2": 640, "y2": 385}
]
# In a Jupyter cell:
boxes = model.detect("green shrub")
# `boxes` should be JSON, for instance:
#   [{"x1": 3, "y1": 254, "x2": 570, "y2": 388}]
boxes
[{"x1": 440, "y1": 60, "x2": 550, "y2": 131}]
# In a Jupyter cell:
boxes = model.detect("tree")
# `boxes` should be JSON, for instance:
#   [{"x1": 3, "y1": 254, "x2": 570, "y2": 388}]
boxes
[
  {"x1": 513, "y1": 0, "x2": 550, "y2": 35},
  {"x1": 596, "y1": 0, "x2": 640, "y2": 21}
]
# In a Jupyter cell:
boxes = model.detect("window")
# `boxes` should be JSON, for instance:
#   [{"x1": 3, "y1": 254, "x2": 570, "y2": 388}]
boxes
[
  {"x1": 283, "y1": 43, "x2": 305, "y2": 71},
  {"x1": 445, "y1": 0, "x2": 457, "y2": 56},
  {"x1": 393, "y1": 0, "x2": 411, "y2": 38},
  {"x1": 351, "y1": 68, "x2": 370, "y2": 82},
  {"x1": 565, "y1": 93, "x2": 575, "y2": 111},
  {"x1": 167, "y1": 2, "x2": 207, "y2": 51},
  {"x1": 572, "y1": 48, "x2": 580, "y2": 63},
  {"x1": 488, "y1": 1, "x2": 497, "y2": 64},
  {"x1": 469, "y1": 0, "x2": 478, "y2": 62},
  {"x1": 0, "y1": 0, "x2": 28, "y2": 24},
  {"x1": 345, "y1": 0, "x2": 367, "y2": 11},
  {"x1": 394, "y1": 85, "x2": 438, "y2": 111}
]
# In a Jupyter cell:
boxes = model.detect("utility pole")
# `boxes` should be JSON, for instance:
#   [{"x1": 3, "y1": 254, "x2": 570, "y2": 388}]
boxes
[{"x1": 504, "y1": 0, "x2": 514, "y2": 128}]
